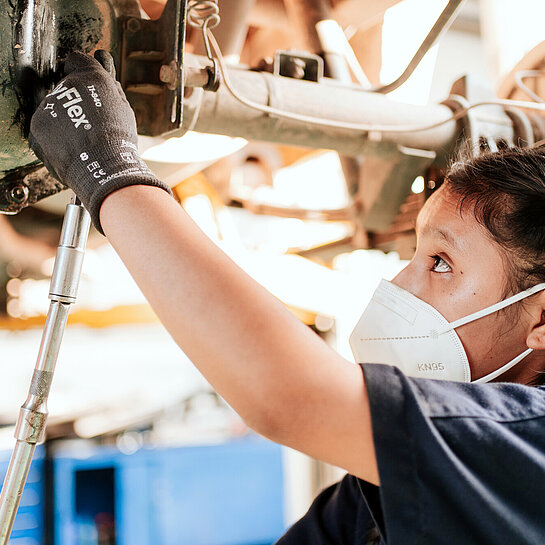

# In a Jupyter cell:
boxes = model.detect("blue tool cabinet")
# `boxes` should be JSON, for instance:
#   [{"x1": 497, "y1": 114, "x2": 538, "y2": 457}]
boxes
[
  {"x1": 53, "y1": 436, "x2": 286, "y2": 545},
  {"x1": 0, "y1": 447, "x2": 45, "y2": 545}
]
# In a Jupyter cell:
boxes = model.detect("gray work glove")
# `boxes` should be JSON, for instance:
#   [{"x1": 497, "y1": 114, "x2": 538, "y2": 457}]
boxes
[{"x1": 29, "y1": 50, "x2": 171, "y2": 234}]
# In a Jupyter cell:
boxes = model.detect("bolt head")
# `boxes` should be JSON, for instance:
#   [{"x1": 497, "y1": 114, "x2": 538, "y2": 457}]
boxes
[
  {"x1": 9, "y1": 184, "x2": 29, "y2": 205},
  {"x1": 126, "y1": 18, "x2": 141, "y2": 32},
  {"x1": 160, "y1": 62, "x2": 178, "y2": 90},
  {"x1": 160, "y1": 64, "x2": 174, "y2": 83}
]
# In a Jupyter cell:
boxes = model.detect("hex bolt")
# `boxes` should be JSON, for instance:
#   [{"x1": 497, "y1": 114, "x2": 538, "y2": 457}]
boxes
[
  {"x1": 126, "y1": 17, "x2": 141, "y2": 33},
  {"x1": 9, "y1": 184, "x2": 29, "y2": 205},
  {"x1": 159, "y1": 61, "x2": 178, "y2": 90}
]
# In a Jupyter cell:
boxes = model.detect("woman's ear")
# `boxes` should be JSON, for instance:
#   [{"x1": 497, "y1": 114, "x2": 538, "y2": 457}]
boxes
[{"x1": 526, "y1": 308, "x2": 545, "y2": 350}]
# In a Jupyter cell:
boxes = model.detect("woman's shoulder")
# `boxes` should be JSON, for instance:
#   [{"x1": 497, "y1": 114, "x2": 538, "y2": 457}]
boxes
[
  {"x1": 416, "y1": 375, "x2": 545, "y2": 423},
  {"x1": 361, "y1": 363, "x2": 545, "y2": 423},
  {"x1": 360, "y1": 364, "x2": 545, "y2": 545}
]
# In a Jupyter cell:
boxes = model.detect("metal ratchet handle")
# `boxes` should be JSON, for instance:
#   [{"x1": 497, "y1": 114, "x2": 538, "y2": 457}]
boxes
[{"x1": 0, "y1": 196, "x2": 90, "y2": 544}]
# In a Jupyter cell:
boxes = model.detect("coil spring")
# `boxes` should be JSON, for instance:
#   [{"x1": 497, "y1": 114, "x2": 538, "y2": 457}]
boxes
[{"x1": 187, "y1": 0, "x2": 220, "y2": 30}]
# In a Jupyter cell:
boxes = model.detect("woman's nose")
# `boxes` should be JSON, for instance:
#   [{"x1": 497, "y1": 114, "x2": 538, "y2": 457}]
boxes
[{"x1": 391, "y1": 263, "x2": 420, "y2": 297}]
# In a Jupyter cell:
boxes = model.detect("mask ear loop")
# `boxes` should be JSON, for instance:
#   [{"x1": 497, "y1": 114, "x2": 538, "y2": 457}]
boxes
[
  {"x1": 436, "y1": 283, "x2": 545, "y2": 335},
  {"x1": 436, "y1": 283, "x2": 545, "y2": 383},
  {"x1": 472, "y1": 348, "x2": 533, "y2": 383}
]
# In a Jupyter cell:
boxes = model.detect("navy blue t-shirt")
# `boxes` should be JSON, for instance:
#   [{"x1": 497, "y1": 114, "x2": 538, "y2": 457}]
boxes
[{"x1": 276, "y1": 363, "x2": 545, "y2": 545}]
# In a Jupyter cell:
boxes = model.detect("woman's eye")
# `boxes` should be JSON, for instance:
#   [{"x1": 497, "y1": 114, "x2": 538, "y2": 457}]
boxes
[{"x1": 431, "y1": 255, "x2": 451, "y2": 273}]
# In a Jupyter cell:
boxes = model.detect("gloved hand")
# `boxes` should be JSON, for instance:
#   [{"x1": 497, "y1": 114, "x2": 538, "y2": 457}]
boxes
[{"x1": 29, "y1": 50, "x2": 171, "y2": 234}]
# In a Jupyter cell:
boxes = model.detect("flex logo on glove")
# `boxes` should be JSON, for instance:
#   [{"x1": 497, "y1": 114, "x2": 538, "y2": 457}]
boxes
[{"x1": 47, "y1": 83, "x2": 92, "y2": 130}]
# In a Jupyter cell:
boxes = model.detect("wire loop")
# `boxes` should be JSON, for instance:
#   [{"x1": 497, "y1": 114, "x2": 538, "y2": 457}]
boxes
[
  {"x1": 188, "y1": 0, "x2": 220, "y2": 87},
  {"x1": 187, "y1": 1, "x2": 220, "y2": 31}
]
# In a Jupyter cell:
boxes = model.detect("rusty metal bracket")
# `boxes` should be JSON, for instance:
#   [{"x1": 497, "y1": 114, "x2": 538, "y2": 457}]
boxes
[
  {"x1": 119, "y1": 0, "x2": 188, "y2": 136},
  {"x1": 0, "y1": 164, "x2": 64, "y2": 214}
]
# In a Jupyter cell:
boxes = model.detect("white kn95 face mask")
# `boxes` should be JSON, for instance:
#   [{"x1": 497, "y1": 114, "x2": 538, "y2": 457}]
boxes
[{"x1": 350, "y1": 279, "x2": 545, "y2": 383}]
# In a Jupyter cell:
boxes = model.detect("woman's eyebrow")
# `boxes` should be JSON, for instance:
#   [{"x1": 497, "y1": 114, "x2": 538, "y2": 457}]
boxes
[{"x1": 419, "y1": 224, "x2": 460, "y2": 250}]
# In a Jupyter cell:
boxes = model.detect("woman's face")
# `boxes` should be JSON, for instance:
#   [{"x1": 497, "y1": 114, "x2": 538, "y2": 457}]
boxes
[{"x1": 392, "y1": 185, "x2": 539, "y2": 382}]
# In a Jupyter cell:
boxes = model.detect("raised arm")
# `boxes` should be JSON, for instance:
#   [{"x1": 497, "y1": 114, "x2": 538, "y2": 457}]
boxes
[{"x1": 29, "y1": 52, "x2": 379, "y2": 485}]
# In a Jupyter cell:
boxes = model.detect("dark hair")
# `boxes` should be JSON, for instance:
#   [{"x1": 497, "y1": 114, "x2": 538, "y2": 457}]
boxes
[{"x1": 444, "y1": 145, "x2": 545, "y2": 293}]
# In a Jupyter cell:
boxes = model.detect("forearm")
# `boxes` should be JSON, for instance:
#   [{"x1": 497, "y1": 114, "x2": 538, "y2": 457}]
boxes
[
  {"x1": 100, "y1": 185, "x2": 341, "y2": 420},
  {"x1": 100, "y1": 185, "x2": 378, "y2": 483}
]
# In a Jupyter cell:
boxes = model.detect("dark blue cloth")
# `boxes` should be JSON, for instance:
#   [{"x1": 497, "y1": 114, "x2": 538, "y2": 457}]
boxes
[
  {"x1": 275, "y1": 473, "x2": 383, "y2": 545},
  {"x1": 276, "y1": 364, "x2": 545, "y2": 545}
]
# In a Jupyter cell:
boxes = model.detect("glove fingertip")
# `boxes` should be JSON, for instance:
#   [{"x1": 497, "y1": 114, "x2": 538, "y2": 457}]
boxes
[
  {"x1": 28, "y1": 129, "x2": 42, "y2": 160},
  {"x1": 94, "y1": 50, "x2": 117, "y2": 78}
]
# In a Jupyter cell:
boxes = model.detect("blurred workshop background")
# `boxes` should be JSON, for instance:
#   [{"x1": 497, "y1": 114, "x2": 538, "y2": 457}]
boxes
[{"x1": 1, "y1": 0, "x2": 544, "y2": 543}]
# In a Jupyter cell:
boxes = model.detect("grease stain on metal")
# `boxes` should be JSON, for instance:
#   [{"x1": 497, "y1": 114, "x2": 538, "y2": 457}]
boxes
[{"x1": 0, "y1": 0, "x2": 105, "y2": 211}]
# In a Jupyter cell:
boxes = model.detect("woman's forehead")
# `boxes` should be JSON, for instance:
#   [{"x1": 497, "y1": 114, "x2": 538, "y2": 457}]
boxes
[
  {"x1": 415, "y1": 187, "x2": 467, "y2": 236},
  {"x1": 416, "y1": 187, "x2": 501, "y2": 250}
]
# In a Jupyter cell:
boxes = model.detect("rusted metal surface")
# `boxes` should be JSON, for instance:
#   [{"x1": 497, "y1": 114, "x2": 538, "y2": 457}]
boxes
[
  {"x1": 0, "y1": 0, "x2": 118, "y2": 212},
  {"x1": 0, "y1": 0, "x2": 184, "y2": 213},
  {"x1": 1, "y1": 0, "x2": 111, "y2": 169},
  {"x1": 120, "y1": 0, "x2": 187, "y2": 136},
  {"x1": 0, "y1": 0, "x2": 57, "y2": 175},
  {"x1": 0, "y1": 165, "x2": 64, "y2": 214}
]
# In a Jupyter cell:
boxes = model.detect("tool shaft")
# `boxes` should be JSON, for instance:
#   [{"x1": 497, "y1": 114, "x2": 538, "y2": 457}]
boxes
[{"x1": 0, "y1": 201, "x2": 90, "y2": 544}]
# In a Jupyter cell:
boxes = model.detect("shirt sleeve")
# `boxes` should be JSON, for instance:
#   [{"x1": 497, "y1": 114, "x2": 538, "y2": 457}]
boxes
[
  {"x1": 361, "y1": 363, "x2": 545, "y2": 545},
  {"x1": 274, "y1": 474, "x2": 382, "y2": 545}
]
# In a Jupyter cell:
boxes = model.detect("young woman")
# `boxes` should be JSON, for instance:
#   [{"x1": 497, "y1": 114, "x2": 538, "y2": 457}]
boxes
[{"x1": 28, "y1": 52, "x2": 545, "y2": 544}]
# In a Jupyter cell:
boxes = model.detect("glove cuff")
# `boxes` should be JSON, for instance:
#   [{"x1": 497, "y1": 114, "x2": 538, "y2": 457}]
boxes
[{"x1": 65, "y1": 139, "x2": 172, "y2": 235}]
